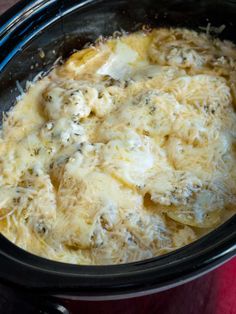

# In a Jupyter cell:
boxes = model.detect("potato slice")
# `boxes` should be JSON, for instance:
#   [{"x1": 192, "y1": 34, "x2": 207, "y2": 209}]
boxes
[
  {"x1": 167, "y1": 209, "x2": 221, "y2": 228},
  {"x1": 60, "y1": 46, "x2": 111, "y2": 77}
]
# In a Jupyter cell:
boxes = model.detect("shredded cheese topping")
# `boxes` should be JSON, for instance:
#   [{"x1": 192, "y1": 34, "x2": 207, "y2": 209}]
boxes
[{"x1": 0, "y1": 28, "x2": 236, "y2": 265}]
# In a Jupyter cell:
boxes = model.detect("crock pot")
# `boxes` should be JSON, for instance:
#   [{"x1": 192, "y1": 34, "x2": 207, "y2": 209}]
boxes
[{"x1": 0, "y1": 0, "x2": 235, "y2": 306}]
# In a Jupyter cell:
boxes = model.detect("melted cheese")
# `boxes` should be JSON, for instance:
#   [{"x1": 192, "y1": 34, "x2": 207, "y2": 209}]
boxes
[{"x1": 0, "y1": 28, "x2": 236, "y2": 265}]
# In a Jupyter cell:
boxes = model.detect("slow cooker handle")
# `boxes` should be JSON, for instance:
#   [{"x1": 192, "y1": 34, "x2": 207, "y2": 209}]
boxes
[
  {"x1": 0, "y1": 280, "x2": 70, "y2": 314},
  {"x1": 34, "y1": 298, "x2": 70, "y2": 314}
]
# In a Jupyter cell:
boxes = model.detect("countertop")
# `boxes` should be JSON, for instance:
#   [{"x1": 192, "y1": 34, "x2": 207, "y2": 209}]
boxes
[{"x1": 0, "y1": 0, "x2": 17, "y2": 15}]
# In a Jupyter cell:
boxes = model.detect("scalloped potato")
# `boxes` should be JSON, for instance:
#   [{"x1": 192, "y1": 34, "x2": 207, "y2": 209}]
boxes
[{"x1": 0, "y1": 28, "x2": 236, "y2": 265}]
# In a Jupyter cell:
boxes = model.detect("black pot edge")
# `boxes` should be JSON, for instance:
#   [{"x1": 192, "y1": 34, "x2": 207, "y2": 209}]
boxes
[
  {"x1": 56, "y1": 255, "x2": 236, "y2": 300},
  {"x1": 0, "y1": 215, "x2": 234, "y2": 296}
]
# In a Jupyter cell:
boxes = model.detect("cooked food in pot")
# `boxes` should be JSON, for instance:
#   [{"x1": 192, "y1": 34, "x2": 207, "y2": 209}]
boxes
[{"x1": 0, "y1": 27, "x2": 236, "y2": 265}]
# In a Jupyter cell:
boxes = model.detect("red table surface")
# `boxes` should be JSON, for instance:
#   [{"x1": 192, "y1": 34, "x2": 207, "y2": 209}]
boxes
[{"x1": 63, "y1": 257, "x2": 236, "y2": 314}]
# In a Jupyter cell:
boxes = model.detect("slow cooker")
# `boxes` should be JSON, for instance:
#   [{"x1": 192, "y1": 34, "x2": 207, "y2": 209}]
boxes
[{"x1": 0, "y1": 0, "x2": 235, "y2": 311}]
